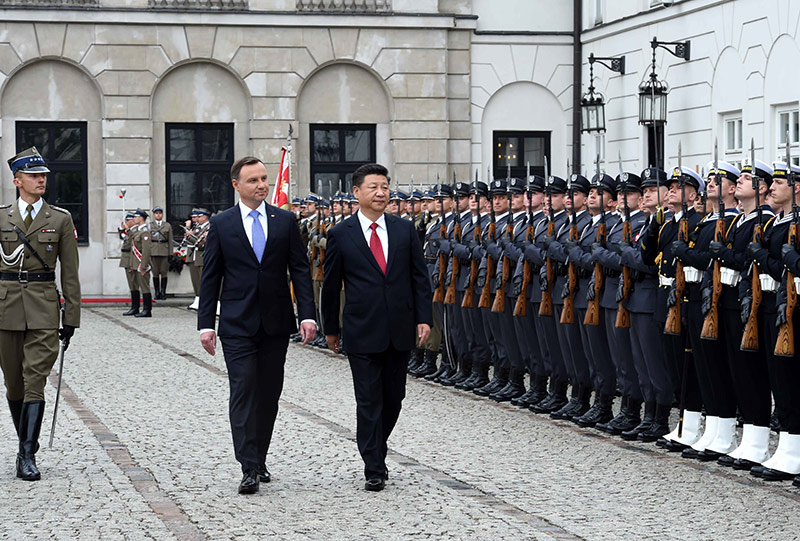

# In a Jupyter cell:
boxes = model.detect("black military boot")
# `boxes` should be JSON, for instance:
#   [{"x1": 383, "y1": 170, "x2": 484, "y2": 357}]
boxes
[
  {"x1": 160, "y1": 277, "x2": 168, "y2": 300},
  {"x1": 637, "y1": 403, "x2": 672, "y2": 442},
  {"x1": 511, "y1": 374, "x2": 545, "y2": 407},
  {"x1": 474, "y1": 365, "x2": 508, "y2": 397},
  {"x1": 434, "y1": 360, "x2": 458, "y2": 384},
  {"x1": 8, "y1": 399, "x2": 22, "y2": 436},
  {"x1": 601, "y1": 397, "x2": 643, "y2": 435},
  {"x1": 407, "y1": 348, "x2": 424, "y2": 374},
  {"x1": 17, "y1": 401, "x2": 45, "y2": 481},
  {"x1": 458, "y1": 361, "x2": 489, "y2": 391},
  {"x1": 441, "y1": 356, "x2": 472, "y2": 387},
  {"x1": 123, "y1": 291, "x2": 140, "y2": 316},
  {"x1": 490, "y1": 369, "x2": 525, "y2": 402},
  {"x1": 135, "y1": 293, "x2": 152, "y2": 318},
  {"x1": 530, "y1": 379, "x2": 568, "y2": 413},
  {"x1": 575, "y1": 393, "x2": 614, "y2": 428},
  {"x1": 153, "y1": 277, "x2": 161, "y2": 300},
  {"x1": 597, "y1": 396, "x2": 630, "y2": 434},
  {"x1": 411, "y1": 350, "x2": 438, "y2": 378},
  {"x1": 551, "y1": 385, "x2": 590, "y2": 420},
  {"x1": 425, "y1": 348, "x2": 450, "y2": 381},
  {"x1": 621, "y1": 401, "x2": 655, "y2": 441}
]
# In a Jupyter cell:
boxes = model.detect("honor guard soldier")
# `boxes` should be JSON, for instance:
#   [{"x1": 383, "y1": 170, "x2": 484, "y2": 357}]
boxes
[
  {"x1": 1, "y1": 147, "x2": 80, "y2": 481},
  {"x1": 186, "y1": 208, "x2": 211, "y2": 311},
  {"x1": 129, "y1": 209, "x2": 153, "y2": 318},
  {"x1": 120, "y1": 212, "x2": 140, "y2": 316},
  {"x1": 149, "y1": 206, "x2": 173, "y2": 300}
]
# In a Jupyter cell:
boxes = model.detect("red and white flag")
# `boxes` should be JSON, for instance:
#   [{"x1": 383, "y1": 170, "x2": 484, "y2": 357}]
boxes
[{"x1": 271, "y1": 146, "x2": 291, "y2": 210}]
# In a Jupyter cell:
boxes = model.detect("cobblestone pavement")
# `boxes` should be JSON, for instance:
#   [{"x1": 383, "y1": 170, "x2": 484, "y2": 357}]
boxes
[{"x1": 1, "y1": 306, "x2": 798, "y2": 540}]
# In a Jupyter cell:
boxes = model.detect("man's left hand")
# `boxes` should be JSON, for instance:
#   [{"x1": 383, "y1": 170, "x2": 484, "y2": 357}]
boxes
[
  {"x1": 417, "y1": 323, "x2": 431, "y2": 347},
  {"x1": 300, "y1": 321, "x2": 317, "y2": 345},
  {"x1": 326, "y1": 334, "x2": 340, "y2": 353}
]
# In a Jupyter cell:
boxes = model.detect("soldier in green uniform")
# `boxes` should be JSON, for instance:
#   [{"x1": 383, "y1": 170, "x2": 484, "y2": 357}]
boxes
[
  {"x1": 185, "y1": 208, "x2": 210, "y2": 311},
  {"x1": 129, "y1": 209, "x2": 153, "y2": 318},
  {"x1": 149, "y1": 206, "x2": 173, "y2": 300},
  {"x1": 119, "y1": 212, "x2": 140, "y2": 316},
  {"x1": 1, "y1": 147, "x2": 80, "y2": 481}
]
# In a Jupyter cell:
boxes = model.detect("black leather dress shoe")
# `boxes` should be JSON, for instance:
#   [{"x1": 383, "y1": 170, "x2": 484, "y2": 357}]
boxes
[
  {"x1": 694, "y1": 449, "x2": 724, "y2": 462},
  {"x1": 716, "y1": 455, "x2": 736, "y2": 468},
  {"x1": 365, "y1": 477, "x2": 385, "y2": 492},
  {"x1": 664, "y1": 440, "x2": 689, "y2": 452},
  {"x1": 793, "y1": 475, "x2": 800, "y2": 487},
  {"x1": 759, "y1": 467, "x2": 797, "y2": 481},
  {"x1": 732, "y1": 458, "x2": 759, "y2": 471},
  {"x1": 681, "y1": 447, "x2": 704, "y2": 460},
  {"x1": 238, "y1": 470, "x2": 260, "y2": 494},
  {"x1": 257, "y1": 468, "x2": 271, "y2": 483},
  {"x1": 750, "y1": 465, "x2": 766, "y2": 477}
]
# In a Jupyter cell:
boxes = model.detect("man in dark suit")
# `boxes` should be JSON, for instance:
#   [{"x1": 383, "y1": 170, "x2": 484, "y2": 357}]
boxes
[
  {"x1": 198, "y1": 156, "x2": 316, "y2": 495},
  {"x1": 322, "y1": 163, "x2": 433, "y2": 492}
]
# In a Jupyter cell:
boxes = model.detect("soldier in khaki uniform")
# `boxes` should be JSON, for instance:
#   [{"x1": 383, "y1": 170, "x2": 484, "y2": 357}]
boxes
[
  {"x1": 128, "y1": 209, "x2": 153, "y2": 317},
  {"x1": 0, "y1": 147, "x2": 80, "y2": 481},
  {"x1": 186, "y1": 208, "x2": 210, "y2": 311},
  {"x1": 119, "y1": 212, "x2": 140, "y2": 316},
  {"x1": 149, "y1": 206, "x2": 173, "y2": 300}
]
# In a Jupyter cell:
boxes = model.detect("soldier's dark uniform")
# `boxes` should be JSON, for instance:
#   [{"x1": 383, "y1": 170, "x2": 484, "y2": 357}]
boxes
[
  {"x1": 1, "y1": 147, "x2": 81, "y2": 481},
  {"x1": 149, "y1": 206, "x2": 173, "y2": 300},
  {"x1": 639, "y1": 166, "x2": 703, "y2": 442}
]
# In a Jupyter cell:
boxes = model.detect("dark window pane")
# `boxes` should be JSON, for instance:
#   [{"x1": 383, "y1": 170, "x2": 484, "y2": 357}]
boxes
[
  {"x1": 169, "y1": 172, "x2": 197, "y2": 207},
  {"x1": 169, "y1": 129, "x2": 196, "y2": 161},
  {"x1": 19, "y1": 127, "x2": 49, "y2": 157},
  {"x1": 496, "y1": 137, "x2": 520, "y2": 168},
  {"x1": 343, "y1": 173, "x2": 354, "y2": 193},
  {"x1": 53, "y1": 127, "x2": 82, "y2": 161},
  {"x1": 200, "y1": 171, "x2": 232, "y2": 214},
  {"x1": 344, "y1": 130, "x2": 370, "y2": 162},
  {"x1": 201, "y1": 128, "x2": 230, "y2": 162},
  {"x1": 314, "y1": 173, "x2": 340, "y2": 200},
  {"x1": 313, "y1": 130, "x2": 340, "y2": 162},
  {"x1": 523, "y1": 137, "x2": 545, "y2": 167},
  {"x1": 49, "y1": 171, "x2": 83, "y2": 207}
]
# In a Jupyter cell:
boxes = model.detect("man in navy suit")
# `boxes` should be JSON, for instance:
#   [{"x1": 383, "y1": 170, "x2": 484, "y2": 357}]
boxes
[
  {"x1": 198, "y1": 156, "x2": 316, "y2": 495},
  {"x1": 322, "y1": 163, "x2": 433, "y2": 492}
]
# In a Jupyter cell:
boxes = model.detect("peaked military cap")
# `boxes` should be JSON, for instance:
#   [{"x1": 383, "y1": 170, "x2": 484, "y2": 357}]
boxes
[
  {"x1": 706, "y1": 160, "x2": 740, "y2": 182},
  {"x1": 489, "y1": 179, "x2": 507, "y2": 196},
  {"x1": 291, "y1": 197, "x2": 303, "y2": 205},
  {"x1": 669, "y1": 166, "x2": 705, "y2": 193},
  {"x1": 527, "y1": 175, "x2": 546, "y2": 193},
  {"x1": 134, "y1": 208, "x2": 149, "y2": 219},
  {"x1": 409, "y1": 189, "x2": 424, "y2": 201},
  {"x1": 640, "y1": 167, "x2": 667, "y2": 188},
  {"x1": 546, "y1": 175, "x2": 568, "y2": 194},
  {"x1": 453, "y1": 181, "x2": 471, "y2": 197},
  {"x1": 590, "y1": 173, "x2": 617, "y2": 198},
  {"x1": 615, "y1": 172, "x2": 643, "y2": 194},
  {"x1": 470, "y1": 181, "x2": 489, "y2": 198},
  {"x1": 508, "y1": 177, "x2": 526, "y2": 194},
  {"x1": 567, "y1": 174, "x2": 591, "y2": 195},
  {"x1": 434, "y1": 184, "x2": 453, "y2": 197},
  {"x1": 152, "y1": 206, "x2": 164, "y2": 213},
  {"x1": 741, "y1": 159, "x2": 774, "y2": 187},
  {"x1": 8, "y1": 146, "x2": 50, "y2": 174}
]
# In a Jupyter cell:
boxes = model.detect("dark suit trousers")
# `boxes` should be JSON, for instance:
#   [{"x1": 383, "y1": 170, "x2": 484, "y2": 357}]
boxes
[
  {"x1": 221, "y1": 332, "x2": 288, "y2": 473},
  {"x1": 348, "y1": 345, "x2": 409, "y2": 479}
]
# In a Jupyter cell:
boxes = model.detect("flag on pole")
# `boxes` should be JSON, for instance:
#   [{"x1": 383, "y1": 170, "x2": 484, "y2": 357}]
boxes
[{"x1": 272, "y1": 145, "x2": 291, "y2": 210}]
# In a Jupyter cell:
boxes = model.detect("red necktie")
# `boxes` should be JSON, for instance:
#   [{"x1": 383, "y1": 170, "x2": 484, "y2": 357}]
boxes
[{"x1": 369, "y1": 222, "x2": 386, "y2": 274}]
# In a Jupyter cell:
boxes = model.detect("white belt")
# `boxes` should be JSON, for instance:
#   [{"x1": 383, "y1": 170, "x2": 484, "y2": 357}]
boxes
[
  {"x1": 759, "y1": 273, "x2": 778, "y2": 293},
  {"x1": 720, "y1": 267, "x2": 740, "y2": 287},
  {"x1": 659, "y1": 275, "x2": 675, "y2": 288},
  {"x1": 683, "y1": 266, "x2": 702, "y2": 284},
  {"x1": 794, "y1": 276, "x2": 800, "y2": 295}
]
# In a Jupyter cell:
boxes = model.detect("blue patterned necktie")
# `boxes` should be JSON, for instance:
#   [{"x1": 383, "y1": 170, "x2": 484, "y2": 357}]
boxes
[{"x1": 250, "y1": 209, "x2": 266, "y2": 262}]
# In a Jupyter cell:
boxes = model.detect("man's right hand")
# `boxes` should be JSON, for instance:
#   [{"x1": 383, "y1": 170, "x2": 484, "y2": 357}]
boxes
[
  {"x1": 201, "y1": 330, "x2": 217, "y2": 356},
  {"x1": 326, "y1": 334, "x2": 340, "y2": 354}
]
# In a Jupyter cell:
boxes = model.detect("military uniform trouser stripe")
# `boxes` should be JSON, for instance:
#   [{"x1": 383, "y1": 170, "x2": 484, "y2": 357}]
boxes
[
  {"x1": 604, "y1": 308, "x2": 642, "y2": 401},
  {"x1": 463, "y1": 304, "x2": 490, "y2": 365},
  {"x1": 0, "y1": 328, "x2": 59, "y2": 402},
  {"x1": 721, "y1": 307, "x2": 771, "y2": 427}
]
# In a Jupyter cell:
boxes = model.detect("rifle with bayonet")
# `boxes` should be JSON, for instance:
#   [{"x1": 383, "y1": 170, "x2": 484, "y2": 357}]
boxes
[
  {"x1": 433, "y1": 174, "x2": 447, "y2": 303},
  {"x1": 615, "y1": 152, "x2": 633, "y2": 329},
  {"x1": 665, "y1": 143, "x2": 688, "y2": 335},
  {"x1": 310, "y1": 205, "x2": 320, "y2": 278},
  {"x1": 463, "y1": 170, "x2": 481, "y2": 309},
  {"x1": 445, "y1": 171, "x2": 462, "y2": 305},
  {"x1": 741, "y1": 139, "x2": 763, "y2": 351},
  {"x1": 539, "y1": 157, "x2": 555, "y2": 316},
  {"x1": 492, "y1": 165, "x2": 515, "y2": 313},
  {"x1": 701, "y1": 139, "x2": 724, "y2": 340},
  {"x1": 314, "y1": 210, "x2": 327, "y2": 281},
  {"x1": 561, "y1": 171, "x2": 579, "y2": 325},
  {"x1": 775, "y1": 136, "x2": 798, "y2": 357},
  {"x1": 515, "y1": 162, "x2": 534, "y2": 317},
  {"x1": 585, "y1": 154, "x2": 606, "y2": 326},
  {"x1": 478, "y1": 168, "x2": 498, "y2": 309}
]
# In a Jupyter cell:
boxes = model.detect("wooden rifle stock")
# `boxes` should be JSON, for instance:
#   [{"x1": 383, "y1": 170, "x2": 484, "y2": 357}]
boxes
[
  {"x1": 314, "y1": 220, "x2": 326, "y2": 281},
  {"x1": 615, "y1": 220, "x2": 633, "y2": 328},
  {"x1": 664, "y1": 219, "x2": 689, "y2": 335},
  {"x1": 491, "y1": 221, "x2": 515, "y2": 313},
  {"x1": 539, "y1": 220, "x2": 555, "y2": 316},
  {"x1": 584, "y1": 223, "x2": 606, "y2": 326},
  {"x1": 514, "y1": 221, "x2": 534, "y2": 317},
  {"x1": 462, "y1": 220, "x2": 481, "y2": 309},
  {"x1": 741, "y1": 224, "x2": 764, "y2": 351},
  {"x1": 775, "y1": 223, "x2": 799, "y2": 356},
  {"x1": 478, "y1": 222, "x2": 497, "y2": 308},
  {"x1": 432, "y1": 219, "x2": 448, "y2": 303},
  {"x1": 444, "y1": 220, "x2": 461, "y2": 305},
  {"x1": 700, "y1": 218, "x2": 727, "y2": 340},
  {"x1": 560, "y1": 223, "x2": 579, "y2": 324}
]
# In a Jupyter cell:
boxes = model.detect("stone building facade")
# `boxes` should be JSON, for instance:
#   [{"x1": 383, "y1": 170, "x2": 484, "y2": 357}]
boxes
[{"x1": 0, "y1": 0, "x2": 795, "y2": 294}]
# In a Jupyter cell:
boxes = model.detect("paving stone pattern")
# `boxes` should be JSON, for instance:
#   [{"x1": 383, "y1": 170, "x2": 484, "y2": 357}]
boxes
[{"x1": 0, "y1": 306, "x2": 797, "y2": 540}]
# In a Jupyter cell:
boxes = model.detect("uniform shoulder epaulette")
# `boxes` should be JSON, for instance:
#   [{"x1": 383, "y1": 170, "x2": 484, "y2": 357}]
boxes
[{"x1": 49, "y1": 205, "x2": 70, "y2": 215}]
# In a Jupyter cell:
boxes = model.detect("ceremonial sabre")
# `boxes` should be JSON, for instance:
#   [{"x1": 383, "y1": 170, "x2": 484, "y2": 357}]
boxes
[{"x1": 49, "y1": 298, "x2": 69, "y2": 448}]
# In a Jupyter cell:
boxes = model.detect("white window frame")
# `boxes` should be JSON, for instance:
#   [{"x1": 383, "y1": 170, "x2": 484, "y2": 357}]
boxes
[
  {"x1": 776, "y1": 104, "x2": 800, "y2": 166},
  {"x1": 723, "y1": 113, "x2": 742, "y2": 169},
  {"x1": 594, "y1": 0, "x2": 603, "y2": 25},
  {"x1": 594, "y1": 133, "x2": 606, "y2": 167}
]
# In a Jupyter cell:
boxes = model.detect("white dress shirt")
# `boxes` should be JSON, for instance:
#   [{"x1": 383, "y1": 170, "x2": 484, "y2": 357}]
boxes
[
  {"x1": 18, "y1": 198, "x2": 43, "y2": 223},
  {"x1": 356, "y1": 210, "x2": 388, "y2": 262},
  {"x1": 240, "y1": 200, "x2": 269, "y2": 248}
]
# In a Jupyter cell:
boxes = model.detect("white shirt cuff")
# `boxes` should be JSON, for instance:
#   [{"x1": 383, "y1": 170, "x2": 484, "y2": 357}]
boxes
[
  {"x1": 199, "y1": 328, "x2": 215, "y2": 335},
  {"x1": 300, "y1": 319, "x2": 316, "y2": 326}
]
